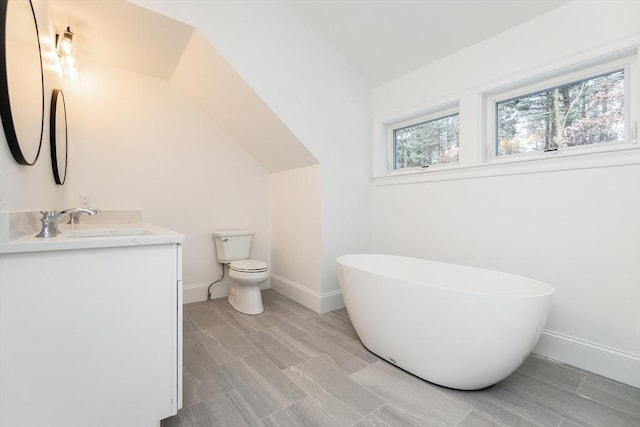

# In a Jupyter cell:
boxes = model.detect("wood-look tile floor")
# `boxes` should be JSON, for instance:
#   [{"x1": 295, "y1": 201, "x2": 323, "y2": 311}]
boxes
[{"x1": 162, "y1": 289, "x2": 640, "y2": 427}]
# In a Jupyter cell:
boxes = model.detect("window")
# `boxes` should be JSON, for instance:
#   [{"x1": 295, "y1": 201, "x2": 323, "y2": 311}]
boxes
[
  {"x1": 376, "y1": 47, "x2": 638, "y2": 184},
  {"x1": 391, "y1": 113, "x2": 459, "y2": 170},
  {"x1": 494, "y1": 66, "x2": 629, "y2": 157}
]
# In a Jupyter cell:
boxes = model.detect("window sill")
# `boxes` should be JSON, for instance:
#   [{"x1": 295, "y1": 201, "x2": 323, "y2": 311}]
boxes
[{"x1": 373, "y1": 145, "x2": 639, "y2": 186}]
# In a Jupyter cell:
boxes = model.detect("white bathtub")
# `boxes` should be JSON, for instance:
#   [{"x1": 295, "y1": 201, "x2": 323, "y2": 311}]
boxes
[{"x1": 336, "y1": 254, "x2": 554, "y2": 390}]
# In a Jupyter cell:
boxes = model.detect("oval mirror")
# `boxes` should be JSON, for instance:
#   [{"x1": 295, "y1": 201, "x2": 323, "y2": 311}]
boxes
[
  {"x1": 50, "y1": 88, "x2": 67, "y2": 185},
  {"x1": 0, "y1": 0, "x2": 45, "y2": 165}
]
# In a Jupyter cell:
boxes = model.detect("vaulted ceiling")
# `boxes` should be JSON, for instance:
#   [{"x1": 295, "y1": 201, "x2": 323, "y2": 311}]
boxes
[
  {"x1": 48, "y1": 0, "x2": 569, "y2": 87},
  {"x1": 45, "y1": 0, "x2": 569, "y2": 172},
  {"x1": 285, "y1": 0, "x2": 569, "y2": 86}
]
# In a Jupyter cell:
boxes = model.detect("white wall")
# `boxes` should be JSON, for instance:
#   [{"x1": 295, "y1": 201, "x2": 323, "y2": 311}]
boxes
[
  {"x1": 132, "y1": 0, "x2": 373, "y2": 312},
  {"x1": 372, "y1": 1, "x2": 640, "y2": 387},
  {"x1": 0, "y1": 1, "x2": 65, "y2": 214},
  {"x1": 62, "y1": 60, "x2": 270, "y2": 301},
  {"x1": 270, "y1": 165, "x2": 322, "y2": 308}
]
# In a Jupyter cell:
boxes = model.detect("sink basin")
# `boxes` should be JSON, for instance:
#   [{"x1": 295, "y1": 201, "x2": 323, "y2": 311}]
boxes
[{"x1": 71, "y1": 223, "x2": 147, "y2": 237}]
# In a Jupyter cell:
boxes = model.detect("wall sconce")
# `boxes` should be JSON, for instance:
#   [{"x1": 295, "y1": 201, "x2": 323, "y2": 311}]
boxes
[{"x1": 56, "y1": 26, "x2": 80, "y2": 81}]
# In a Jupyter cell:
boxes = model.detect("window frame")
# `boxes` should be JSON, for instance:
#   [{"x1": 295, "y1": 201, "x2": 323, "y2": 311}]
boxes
[
  {"x1": 374, "y1": 44, "x2": 639, "y2": 186},
  {"x1": 485, "y1": 52, "x2": 638, "y2": 165},
  {"x1": 387, "y1": 105, "x2": 460, "y2": 174}
]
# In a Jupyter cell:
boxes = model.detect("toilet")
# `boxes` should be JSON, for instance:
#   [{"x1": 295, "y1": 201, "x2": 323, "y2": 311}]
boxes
[{"x1": 212, "y1": 230, "x2": 269, "y2": 315}]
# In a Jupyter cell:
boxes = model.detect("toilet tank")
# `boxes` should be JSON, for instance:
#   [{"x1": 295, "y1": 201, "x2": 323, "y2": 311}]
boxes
[{"x1": 212, "y1": 230, "x2": 254, "y2": 263}]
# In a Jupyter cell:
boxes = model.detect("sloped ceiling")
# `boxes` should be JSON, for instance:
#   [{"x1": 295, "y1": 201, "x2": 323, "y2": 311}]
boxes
[
  {"x1": 285, "y1": 0, "x2": 570, "y2": 86},
  {"x1": 170, "y1": 31, "x2": 318, "y2": 173},
  {"x1": 47, "y1": 0, "x2": 569, "y2": 172},
  {"x1": 48, "y1": 0, "x2": 317, "y2": 172},
  {"x1": 49, "y1": 0, "x2": 570, "y2": 88}
]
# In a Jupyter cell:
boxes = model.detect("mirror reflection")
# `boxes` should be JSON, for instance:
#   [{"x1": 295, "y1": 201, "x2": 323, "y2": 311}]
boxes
[
  {"x1": 50, "y1": 88, "x2": 67, "y2": 185},
  {"x1": 0, "y1": 0, "x2": 45, "y2": 165}
]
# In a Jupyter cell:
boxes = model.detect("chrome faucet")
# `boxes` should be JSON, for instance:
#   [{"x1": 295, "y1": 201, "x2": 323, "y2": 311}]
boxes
[{"x1": 36, "y1": 208, "x2": 100, "y2": 238}]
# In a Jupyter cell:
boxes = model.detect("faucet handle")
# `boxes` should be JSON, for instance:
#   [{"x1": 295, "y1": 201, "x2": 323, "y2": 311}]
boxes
[
  {"x1": 40, "y1": 210, "x2": 55, "y2": 220},
  {"x1": 36, "y1": 210, "x2": 61, "y2": 237}
]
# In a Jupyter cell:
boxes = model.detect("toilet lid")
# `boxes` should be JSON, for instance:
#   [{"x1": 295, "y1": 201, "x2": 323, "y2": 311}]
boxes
[{"x1": 230, "y1": 259, "x2": 268, "y2": 273}]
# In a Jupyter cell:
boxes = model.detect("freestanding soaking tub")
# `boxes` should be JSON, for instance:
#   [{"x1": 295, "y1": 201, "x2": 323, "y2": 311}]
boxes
[{"x1": 336, "y1": 254, "x2": 554, "y2": 390}]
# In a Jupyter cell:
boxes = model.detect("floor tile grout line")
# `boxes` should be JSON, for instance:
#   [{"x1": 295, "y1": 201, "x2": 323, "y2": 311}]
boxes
[
  {"x1": 576, "y1": 372, "x2": 588, "y2": 395},
  {"x1": 277, "y1": 361, "x2": 368, "y2": 426},
  {"x1": 453, "y1": 408, "x2": 509, "y2": 427},
  {"x1": 509, "y1": 367, "x2": 640, "y2": 421},
  {"x1": 517, "y1": 364, "x2": 587, "y2": 394},
  {"x1": 442, "y1": 393, "x2": 504, "y2": 427},
  {"x1": 348, "y1": 359, "x2": 473, "y2": 426},
  {"x1": 220, "y1": 350, "x2": 303, "y2": 423},
  {"x1": 499, "y1": 374, "x2": 635, "y2": 427},
  {"x1": 511, "y1": 367, "x2": 585, "y2": 394},
  {"x1": 486, "y1": 380, "x2": 570, "y2": 426}
]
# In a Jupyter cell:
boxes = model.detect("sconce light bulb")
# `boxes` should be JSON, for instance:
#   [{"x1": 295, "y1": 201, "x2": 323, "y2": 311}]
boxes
[
  {"x1": 66, "y1": 66, "x2": 80, "y2": 82},
  {"x1": 60, "y1": 39, "x2": 72, "y2": 55},
  {"x1": 55, "y1": 26, "x2": 80, "y2": 81},
  {"x1": 62, "y1": 54, "x2": 76, "y2": 67},
  {"x1": 56, "y1": 26, "x2": 74, "y2": 57}
]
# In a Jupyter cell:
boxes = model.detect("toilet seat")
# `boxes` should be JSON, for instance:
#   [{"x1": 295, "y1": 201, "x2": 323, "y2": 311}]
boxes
[{"x1": 230, "y1": 259, "x2": 268, "y2": 273}]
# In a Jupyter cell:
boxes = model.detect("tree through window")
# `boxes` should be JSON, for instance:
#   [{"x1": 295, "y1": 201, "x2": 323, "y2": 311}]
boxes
[
  {"x1": 393, "y1": 113, "x2": 459, "y2": 169},
  {"x1": 496, "y1": 69, "x2": 625, "y2": 156}
]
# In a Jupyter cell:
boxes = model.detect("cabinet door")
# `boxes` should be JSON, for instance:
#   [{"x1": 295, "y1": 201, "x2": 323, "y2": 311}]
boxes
[
  {"x1": 175, "y1": 244, "x2": 183, "y2": 411},
  {"x1": 0, "y1": 244, "x2": 177, "y2": 427}
]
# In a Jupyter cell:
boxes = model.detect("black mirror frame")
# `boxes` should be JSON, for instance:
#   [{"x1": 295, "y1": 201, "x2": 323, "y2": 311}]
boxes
[
  {"x1": 50, "y1": 88, "x2": 67, "y2": 185},
  {"x1": 0, "y1": 0, "x2": 45, "y2": 166}
]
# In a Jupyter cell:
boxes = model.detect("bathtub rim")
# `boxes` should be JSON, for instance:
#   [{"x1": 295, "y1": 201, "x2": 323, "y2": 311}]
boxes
[{"x1": 336, "y1": 253, "x2": 555, "y2": 298}]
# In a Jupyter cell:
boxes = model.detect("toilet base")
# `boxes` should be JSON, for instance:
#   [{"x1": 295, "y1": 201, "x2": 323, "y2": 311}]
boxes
[{"x1": 228, "y1": 282, "x2": 264, "y2": 315}]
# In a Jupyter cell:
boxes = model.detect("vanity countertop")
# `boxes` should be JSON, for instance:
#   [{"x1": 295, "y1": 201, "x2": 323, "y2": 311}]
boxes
[{"x1": 0, "y1": 222, "x2": 184, "y2": 254}]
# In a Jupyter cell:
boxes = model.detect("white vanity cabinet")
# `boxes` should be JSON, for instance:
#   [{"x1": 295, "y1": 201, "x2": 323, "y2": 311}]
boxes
[{"x1": 0, "y1": 227, "x2": 183, "y2": 427}]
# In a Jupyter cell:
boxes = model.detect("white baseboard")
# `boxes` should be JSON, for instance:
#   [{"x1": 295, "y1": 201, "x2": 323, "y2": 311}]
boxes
[
  {"x1": 183, "y1": 280, "x2": 230, "y2": 304},
  {"x1": 534, "y1": 329, "x2": 640, "y2": 388},
  {"x1": 270, "y1": 274, "x2": 344, "y2": 313},
  {"x1": 182, "y1": 279, "x2": 271, "y2": 304}
]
